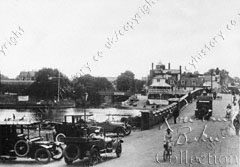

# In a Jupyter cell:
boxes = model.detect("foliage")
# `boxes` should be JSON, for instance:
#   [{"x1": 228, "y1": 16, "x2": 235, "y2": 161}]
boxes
[
  {"x1": 116, "y1": 71, "x2": 135, "y2": 92},
  {"x1": 72, "y1": 75, "x2": 113, "y2": 106},
  {"x1": 25, "y1": 68, "x2": 71, "y2": 100},
  {"x1": 134, "y1": 79, "x2": 145, "y2": 93},
  {"x1": 182, "y1": 72, "x2": 198, "y2": 77},
  {"x1": 0, "y1": 74, "x2": 9, "y2": 79}
]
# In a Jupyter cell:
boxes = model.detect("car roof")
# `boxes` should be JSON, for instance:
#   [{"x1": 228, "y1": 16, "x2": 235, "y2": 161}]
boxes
[{"x1": 197, "y1": 96, "x2": 212, "y2": 101}]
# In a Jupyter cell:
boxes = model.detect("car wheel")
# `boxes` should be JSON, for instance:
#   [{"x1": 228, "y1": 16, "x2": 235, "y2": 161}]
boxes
[
  {"x1": 55, "y1": 133, "x2": 66, "y2": 142},
  {"x1": 116, "y1": 128, "x2": 125, "y2": 136},
  {"x1": 116, "y1": 143, "x2": 122, "y2": 157},
  {"x1": 14, "y1": 140, "x2": 30, "y2": 157},
  {"x1": 89, "y1": 148, "x2": 99, "y2": 165},
  {"x1": 52, "y1": 145, "x2": 63, "y2": 160},
  {"x1": 64, "y1": 144, "x2": 80, "y2": 161},
  {"x1": 64, "y1": 157, "x2": 73, "y2": 165},
  {"x1": 125, "y1": 126, "x2": 131, "y2": 136},
  {"x1": 35, "y1": 148, "x2": 51, "y2": 164}
]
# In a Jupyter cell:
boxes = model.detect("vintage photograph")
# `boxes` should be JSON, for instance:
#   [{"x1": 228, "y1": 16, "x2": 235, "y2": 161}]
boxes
[{"x1": 0, "y1": 0, "x2": 240, "y2": 167}]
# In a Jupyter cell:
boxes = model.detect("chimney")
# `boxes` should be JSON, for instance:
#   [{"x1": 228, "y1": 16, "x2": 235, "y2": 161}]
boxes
[
  {"x1": 152, "y1": 63, "x2": 154, "y2": 70},
  {"x1": 179, "y1": 66, "x2": 182, "y2": 75},
  {"x1": 168, "y1": 63, "x2": 170, "y2": 70}
]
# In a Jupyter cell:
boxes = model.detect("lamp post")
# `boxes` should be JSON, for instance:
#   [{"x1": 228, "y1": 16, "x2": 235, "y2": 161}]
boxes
[
  {"x1": 84, "y1": 92, "x2": 88, "y2": 122},
  {"x1": 211, "y1": 71, "x2": 213, "y2": 93},
  {"x1": 49, "y1": 71, "x2": 61, "y2": 102}
]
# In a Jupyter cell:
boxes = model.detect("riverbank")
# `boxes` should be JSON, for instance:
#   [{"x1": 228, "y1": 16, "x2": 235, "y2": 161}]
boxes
[{"x1": 0, "y1": 101, "x2": 75, "y2": 109}]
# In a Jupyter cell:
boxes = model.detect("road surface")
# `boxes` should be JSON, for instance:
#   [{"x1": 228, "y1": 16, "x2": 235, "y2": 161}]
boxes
[{"x1": 1, "y1": 94, "x2": 239, "y2": 167}]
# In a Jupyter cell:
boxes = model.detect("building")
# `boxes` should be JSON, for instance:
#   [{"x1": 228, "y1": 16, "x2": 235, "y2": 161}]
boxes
[
  {"x1": 16, "y1": 71, "x2": 36, "y2": 80},
  {"x1": 179, "y1": 75, "x2": 204, "y2": 90},
  {"x1": 202, "y1": 74, "x2": 221, "y2": 92},
  {"x1": 149, "y1": 61, "x2": 181, "y2": 86},
  {"x1": 0, "y1": 70, "x2": 36, "y2": 94},
  {"x1": 147, "y1": 61, "x2": 183, "y2": 105}
]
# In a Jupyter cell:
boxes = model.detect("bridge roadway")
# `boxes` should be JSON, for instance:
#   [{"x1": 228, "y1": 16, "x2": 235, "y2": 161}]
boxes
[{"x1": 0, "y1": 94, "x2": 239, "y2": 167}]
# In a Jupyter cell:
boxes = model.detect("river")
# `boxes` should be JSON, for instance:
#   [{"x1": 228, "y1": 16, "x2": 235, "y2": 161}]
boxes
[{"x1": 0, "y1": 108, "x2": 142, "y2": 123}]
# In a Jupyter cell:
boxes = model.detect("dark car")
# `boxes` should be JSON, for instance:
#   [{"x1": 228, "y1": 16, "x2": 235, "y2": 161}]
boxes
[
  {"x1": 96, "y1": 120, "x2": 128, "y2": 136},
  {"x1": 54, "y1": 114, "x2": 100, "y2": 142},
  {"x1": 0, "y1": 120, "x2": 63, "y2": 164},
  {"x1": 99, "y1": 114, "x2": 132, "y2": 136},
  {"x1": 62, "y1": 127, "x2": 123, "y2": 165},
  {"x1": 195, "y1": 96, "x2": 213, "y2": 120}
]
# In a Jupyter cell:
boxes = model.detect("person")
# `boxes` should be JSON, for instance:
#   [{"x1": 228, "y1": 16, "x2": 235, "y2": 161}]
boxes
[
  {"x1": 90, "y1": 129, "x2": 112, "y2": 143},
  {"x1": 213, "y1": 92, "x2": 217, "y2": 100},
  {"x1": 233, "y1": 95, "x2": 237, "y2": 103},
  {"x1": 226, "y1": 104, "x2": 232, "y2": 119},
  {"x1": 233, "y1": 113, "x2": 240, "y2": 136},
  {"x1": 173, "y1": 106, "x2": 179, "y2": 124},
  {"x1": 227, "y1": 104, "x2": 232, "y2": 109},
  {"x1": 188, "y1": 92, "x2": 192, "y2": 103},
  {"x1": 90, "y1": 129, "x2": 104, "y2": 139},
  {"x1": 164, "y1": 128, "x2": 173, "y2": 142},
  {"x1": 164, "y1": 128, "x2": 173, "y2": 151}
]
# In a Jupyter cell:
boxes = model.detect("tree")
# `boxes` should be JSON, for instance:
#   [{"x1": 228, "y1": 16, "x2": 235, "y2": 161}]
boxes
[
  {"x1": 182, "y1": 72, "x2": 197, "y2": 77},
  {"x1": 0, "y1": 74, "x2": 8, "y2": 79},
  {"x1": 215, "y1": 67, "x2": 220, "y2": 75},
  {"x1": 72, "y1": 75, "x2": 113, "y2": 106},
  {"x1": 116, "y1": 71, "x2": 135, "y2": 93},
  {"x1": 134, "y1": 79, "x2": 145, "y2": 93},
  {"x1": 219, "y1": 69, "x2": 229, "y2": 86},
  {"x1": 193, "y1": 71, "x2": 200, "y2": 75},
  {"x1": 25, "y1": 68, "x2": 71, "y2": 100},
  {"x1": 204, "y1": 68, "x2": 215, "y2": 75}
]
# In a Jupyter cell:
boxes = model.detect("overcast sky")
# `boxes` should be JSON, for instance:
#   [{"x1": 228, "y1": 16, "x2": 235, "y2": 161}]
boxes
[{"x1": 0, "y1": 0, "x2": 240, "y2": 79}]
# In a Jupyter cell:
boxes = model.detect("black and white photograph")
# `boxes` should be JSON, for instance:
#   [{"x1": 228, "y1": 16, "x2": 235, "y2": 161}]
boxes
[{"x1": 0, "y1": 0, "x2": 240, "y2": 167}]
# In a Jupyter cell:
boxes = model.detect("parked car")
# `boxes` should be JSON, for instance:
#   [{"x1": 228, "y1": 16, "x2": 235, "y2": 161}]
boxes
[
  {"x1": 62, "y1": 127, "x2": 123, "y2": 165},
  {"x1": 54, "y1": 113, "x2": 100, "y2": 142},
  {"x1": 102, "y1": 114, "x2": 132, "y2": 136},
  {"x1": 0, "y1": 120, "x2": 63, "y2": 164},
  {"x1": 54, "y1": 113, "x2": 131, "y2": 142},
  {"x1": 195, "y1": 96, "x2": 213, "y2": 120}
]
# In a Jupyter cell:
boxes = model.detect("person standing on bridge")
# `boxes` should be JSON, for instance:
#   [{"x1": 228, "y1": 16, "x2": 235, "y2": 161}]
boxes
[{"x1": 173, "y1": 100, "x2": 180, "y2": 124}]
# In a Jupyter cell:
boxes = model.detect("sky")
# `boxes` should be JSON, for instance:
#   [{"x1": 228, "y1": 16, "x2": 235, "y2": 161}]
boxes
[{"x1": 0, "y1": 0, "x2": 240, "y2": 79}]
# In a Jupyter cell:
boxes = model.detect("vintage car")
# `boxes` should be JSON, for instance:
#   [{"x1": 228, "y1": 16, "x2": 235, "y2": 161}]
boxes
[
  {"x1": 101, "y1": 114, "x2": 132, "y2": 136},
  {"x1": 0, "y1": 119, "x2": 63, "y2": 164},
  {"x1": 62, "y1": 127, "x2": 123, "y2": 165},
  {"x1": 54, "y1": 113, "x2": 101, "y2": 142},
  {"x1": 54, "y1": 113, "x2": 130, "y2": 142},
  {"x1": 195, "y1": 96, "x2": 213, "y2": 120}
]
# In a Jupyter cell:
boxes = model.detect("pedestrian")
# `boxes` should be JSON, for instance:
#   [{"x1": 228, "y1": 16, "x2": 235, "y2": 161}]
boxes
[
  {"x1": 213, "y1": 92, "x2": 217, "y2": 100},
  {"x1": 233, "y1": 113, "x2": 240, "y2": 136},
  {"x1": 173, "y1": 102, "x2": 180, "y2": 124},
  {"x1": 188, "y1": 92, "x2": 192, "y2": 103}
]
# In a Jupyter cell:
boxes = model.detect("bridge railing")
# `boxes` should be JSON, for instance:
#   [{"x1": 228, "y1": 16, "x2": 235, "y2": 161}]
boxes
[{"x1": 141, "y1": 88, "x2": 204, "y2": 130}]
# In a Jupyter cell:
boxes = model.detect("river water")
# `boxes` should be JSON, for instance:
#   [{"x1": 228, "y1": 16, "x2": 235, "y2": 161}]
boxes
[{"x1": 0, "y1": 108, "x2": 142, "y2": 123}]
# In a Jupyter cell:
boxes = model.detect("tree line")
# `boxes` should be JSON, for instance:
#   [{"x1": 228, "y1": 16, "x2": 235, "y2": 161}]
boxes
[{"x1": 1, "y1": 68, "x2": 145, "y2": 106}]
